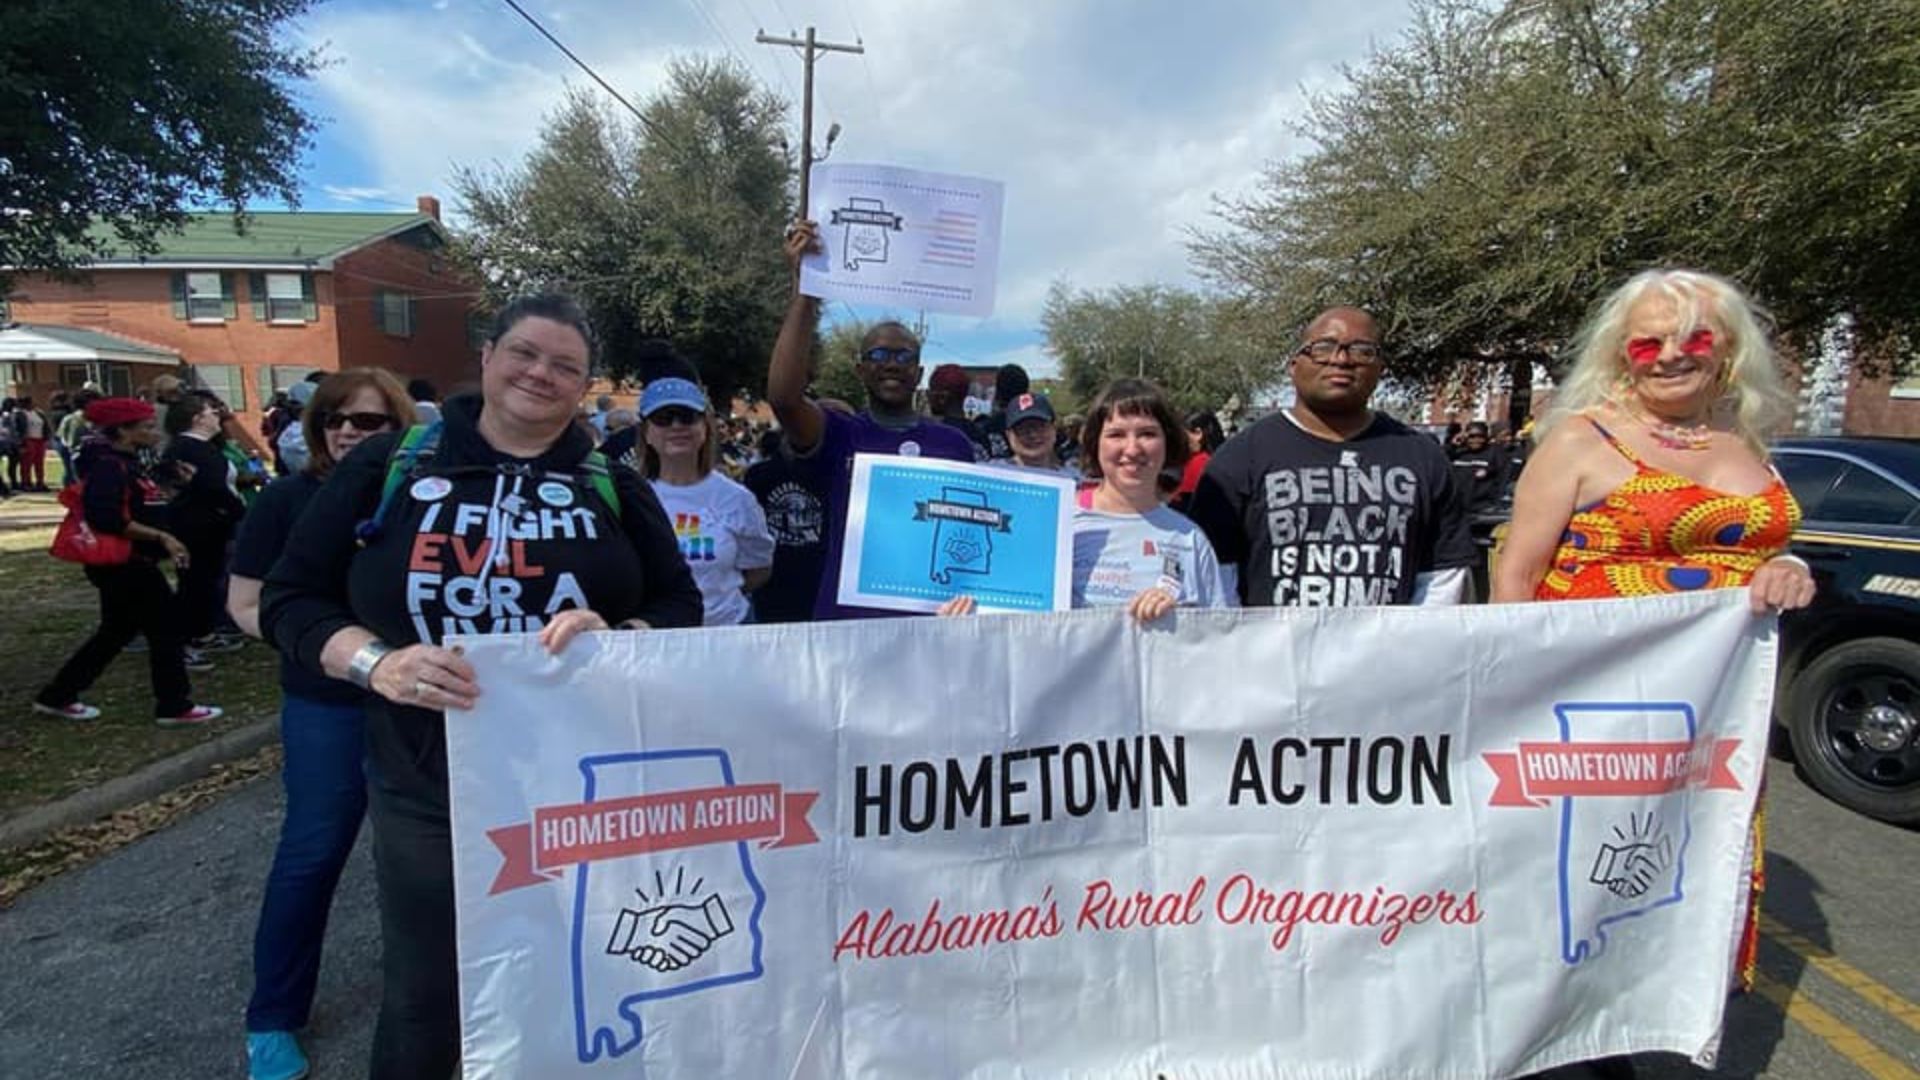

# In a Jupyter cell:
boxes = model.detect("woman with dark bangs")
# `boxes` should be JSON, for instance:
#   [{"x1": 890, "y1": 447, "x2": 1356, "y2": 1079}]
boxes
[{"x1": 943, "y1": 378, "x2": 1232, "y2": 621}]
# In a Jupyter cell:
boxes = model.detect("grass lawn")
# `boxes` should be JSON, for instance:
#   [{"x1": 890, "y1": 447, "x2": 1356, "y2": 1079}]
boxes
[{"x1": 0, "y1": 523, "x2": 283, "y2": 819}]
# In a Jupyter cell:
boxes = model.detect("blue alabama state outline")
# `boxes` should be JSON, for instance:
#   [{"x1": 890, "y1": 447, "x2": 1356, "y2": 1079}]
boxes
[
  {"x1": 569, "y1": 748, "x2": 769, "y2": 1063},
  {"x1": 1552, "y1": 702, "x2": 1695, "y2": 966}
]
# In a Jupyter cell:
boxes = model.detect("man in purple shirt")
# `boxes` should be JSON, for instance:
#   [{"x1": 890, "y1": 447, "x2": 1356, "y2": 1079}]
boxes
[{"x1": 769, "y1": 220, "x2": 977, "y2": 619}]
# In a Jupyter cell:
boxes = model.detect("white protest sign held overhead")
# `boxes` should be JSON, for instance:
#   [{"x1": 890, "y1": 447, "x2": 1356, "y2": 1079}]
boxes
[
  {"x1": 800, "y1": 163, "x2": 1005, "y2": 318},
  {"x1": 447, "y1": 589, "x2": 1775, "y2": 1079}
]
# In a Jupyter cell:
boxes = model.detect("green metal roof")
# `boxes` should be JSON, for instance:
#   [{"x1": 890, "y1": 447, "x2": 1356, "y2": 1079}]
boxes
[{"x1": 83, "y1": 212, "x2": 440, "y2": 267}]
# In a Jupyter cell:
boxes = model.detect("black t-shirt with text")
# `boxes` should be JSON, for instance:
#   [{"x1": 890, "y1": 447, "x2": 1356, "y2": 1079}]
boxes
[
  {"x1": 741, "y1": 454, "x2": 827, "y2": 623},
  {"x1": 1448, "y1": 442, "x2": 1511, "y2": 513},
  {"x1": 1189, "y1": 412, "x2": 1474, "y2": 607}
]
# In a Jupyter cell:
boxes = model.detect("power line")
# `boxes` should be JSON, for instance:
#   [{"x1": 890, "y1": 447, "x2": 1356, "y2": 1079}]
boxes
[
  {"x1": 725, "y1": 0, "x2": 800, "y2": 102},
  {"x1": 755, "y1": 27, "x2": 864, "y2": 212},
  {"x1": 683, "y1": 0, "x2": 792, "y2": 106},
  {"x1": 837, "y1": 0, "x2": 883, "y2": 120},
  {"x1": 496, "y1": 0, "x2": 688, "y2": 158}
]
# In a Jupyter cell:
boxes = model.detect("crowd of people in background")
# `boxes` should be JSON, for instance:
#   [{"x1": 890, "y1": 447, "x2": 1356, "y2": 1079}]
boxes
[{"x1": 11, "y1": 208, "x2": 1822, "y2": 1080}]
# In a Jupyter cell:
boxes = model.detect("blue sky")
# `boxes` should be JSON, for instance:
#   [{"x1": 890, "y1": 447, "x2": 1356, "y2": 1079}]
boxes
[{"x1": 286, "y1": 0, "x2": 1417, "y2": 380}]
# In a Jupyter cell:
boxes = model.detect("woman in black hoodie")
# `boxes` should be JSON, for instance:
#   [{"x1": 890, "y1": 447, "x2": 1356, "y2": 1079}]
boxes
[{"x1": 261, "y1": 295, "x2": 702, "y2": 1079}]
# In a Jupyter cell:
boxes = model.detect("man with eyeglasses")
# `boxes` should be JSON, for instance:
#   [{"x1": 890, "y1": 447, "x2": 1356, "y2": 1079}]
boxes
[
  {"x1": 1189, "y1": 306, "x2": 1474, "y2": 607},
  {"x1": 768, "y1": 220, "x2": 978, "y2": 619}
]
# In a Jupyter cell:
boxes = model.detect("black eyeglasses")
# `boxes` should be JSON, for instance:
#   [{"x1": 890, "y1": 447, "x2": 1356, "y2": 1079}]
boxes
[
  {"x1": 321, "y1": 412, "x2": 396, "y2": 432},
  {"x1": 861, "y1": 346, "x2": 920, "y2": 366},
  {"x1": 647, "y1": 408, "x2": 704, "y2": 427},
  {"x1": 1296, "y1": 338, "x2": 1383, "y2": 365}
]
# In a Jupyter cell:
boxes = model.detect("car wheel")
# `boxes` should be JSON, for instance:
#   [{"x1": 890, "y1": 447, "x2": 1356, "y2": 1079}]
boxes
[{"x1": 1787, "y1": 636, "x2": 1920, "y2": 826}]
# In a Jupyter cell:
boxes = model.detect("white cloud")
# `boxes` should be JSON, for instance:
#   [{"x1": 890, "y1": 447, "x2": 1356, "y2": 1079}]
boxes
[
  {"x1": 297, "y1": 0, "x2": 1416, "y2": 343},
  {"x1": 320, "y1": 183, "x2": 392, "y2": 204}
]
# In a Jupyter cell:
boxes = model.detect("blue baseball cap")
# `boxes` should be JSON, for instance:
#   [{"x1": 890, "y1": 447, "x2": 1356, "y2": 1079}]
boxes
[{"x1": 639, "y1": 377, "x2": 708, "y2": 416}]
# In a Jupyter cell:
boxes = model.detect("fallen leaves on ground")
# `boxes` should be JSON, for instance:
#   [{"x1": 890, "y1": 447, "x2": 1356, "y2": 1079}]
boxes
[{"x1": 0, "y1": 743, "x2": 282, "y2": 908}]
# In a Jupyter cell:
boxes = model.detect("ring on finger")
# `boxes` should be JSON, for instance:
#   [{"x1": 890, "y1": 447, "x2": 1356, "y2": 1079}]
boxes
[{"x1": 413, "y1": 679, "x2": 430, "y2": 701}]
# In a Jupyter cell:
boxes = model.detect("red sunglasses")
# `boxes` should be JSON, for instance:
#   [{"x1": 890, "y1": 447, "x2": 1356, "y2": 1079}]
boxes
[{"x1": 1626, "y1": 328, "x2": 1715, "y2": 367}]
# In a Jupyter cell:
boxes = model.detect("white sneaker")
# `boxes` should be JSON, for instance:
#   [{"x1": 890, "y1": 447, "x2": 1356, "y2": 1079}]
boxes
[{"x1": 33, "y1": 700, "x2": 101, "y2": 721}]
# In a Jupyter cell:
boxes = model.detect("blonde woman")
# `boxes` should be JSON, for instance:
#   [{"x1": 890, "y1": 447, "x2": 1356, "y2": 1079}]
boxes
[
  {"x1": 1493, "y1": 272, "x2": 1813, "y2": 1066},
  {"x1": 1493, "y1": 269, "x2": 1813, "y2": 612}
]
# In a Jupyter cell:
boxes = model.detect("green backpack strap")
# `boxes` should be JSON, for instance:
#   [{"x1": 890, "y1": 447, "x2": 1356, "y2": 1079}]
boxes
[
  {"x1": 355, "y1": 422, "x2": 442, "y2": 544},
  {"x1": 577, "y1": 450, "x2": 623, "y2": 524},
  {"x1": 353, "y1": 424, "x2": 622, "y2": 542}
]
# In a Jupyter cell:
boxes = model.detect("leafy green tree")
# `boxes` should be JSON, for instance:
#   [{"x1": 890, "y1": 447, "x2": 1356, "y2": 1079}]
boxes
[
  {"x1": 1041, "y1": 281, "x2": 1276, "y2": 414},
  {"x1": 453, "y1": 58, "x2": 793, "y2": 402},
  {"x1": 0, "y1": 0, "x2": 321, "y2": 283},
  {"x1": 813, "y1": 319, "x2": 873, "y2": 406},
  {"x1": 1192, "y1": 0, "x2": 1920, "y2": 393}
]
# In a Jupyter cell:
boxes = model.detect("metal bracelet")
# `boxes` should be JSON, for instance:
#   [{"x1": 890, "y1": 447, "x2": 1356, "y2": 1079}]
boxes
[{"x1": 346, "y1": 640, "x2": 393, "y2": 690}]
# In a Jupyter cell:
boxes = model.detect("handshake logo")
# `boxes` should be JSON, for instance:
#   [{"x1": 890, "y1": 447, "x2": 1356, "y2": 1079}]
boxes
[
  {"x1": 606, "y1": 885, "x2": 735, "y2": 973},
  {"x1": 1587, "y1": 813, "x2": 1675, "y2": 900}
]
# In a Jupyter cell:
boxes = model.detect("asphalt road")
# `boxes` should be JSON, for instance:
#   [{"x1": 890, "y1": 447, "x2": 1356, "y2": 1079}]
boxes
[{"x1": 0, "y1": 757, "x2": 1915, "y2": 1079}]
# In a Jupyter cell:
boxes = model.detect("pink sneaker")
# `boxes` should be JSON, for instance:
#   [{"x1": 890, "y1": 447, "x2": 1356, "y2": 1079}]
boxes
[
  {"x1": 156, "y1": 704, "x2": 224, "y2": 727},
  {"x1": 33, "y1": 700, "x2": 101, "y2": 721}
]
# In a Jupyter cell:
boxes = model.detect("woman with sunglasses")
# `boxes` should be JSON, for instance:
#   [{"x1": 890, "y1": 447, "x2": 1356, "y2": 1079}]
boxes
[
  {"x1": 1493, "y1": 271, "x2": 1813, "y2": 1080},
  {"x1": 1492, "y1": 270, "x2": 1813, "y2": 613},
  {"x1": 639, "y1": 377, "x2": 775, "y2": 625},
  {"x1": 227, "y1": 367, "x2": 414, "y2": 1080}
]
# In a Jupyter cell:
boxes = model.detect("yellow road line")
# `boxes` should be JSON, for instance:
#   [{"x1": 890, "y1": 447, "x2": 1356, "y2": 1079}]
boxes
[
  {"x1": 1762, "y1": 916, "x2": 1920, "y2": 1034},
  {"x1": 1752, "y1": 971, "x2": 1920, "y2": 1080}
]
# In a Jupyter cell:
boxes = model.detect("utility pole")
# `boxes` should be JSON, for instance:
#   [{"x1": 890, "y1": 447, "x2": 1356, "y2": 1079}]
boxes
[{"x1": 755, "y1": 26, "x2": 863, "y2": 217}]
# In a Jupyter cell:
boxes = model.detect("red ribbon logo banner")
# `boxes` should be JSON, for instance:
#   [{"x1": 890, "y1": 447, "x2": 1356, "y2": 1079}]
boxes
[
  {"x1": 487, "y1": 783, "x2": 819, "y2": 895},
  {"x1": 1482, "y1": 739, "x2": 1742, "y2": 808}
]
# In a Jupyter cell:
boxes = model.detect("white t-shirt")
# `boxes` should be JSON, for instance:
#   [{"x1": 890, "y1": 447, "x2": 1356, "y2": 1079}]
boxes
[
  {"x1": 1072, "y1": 503, "x2": 1235, "y2": 610},
  {"x1": 650, "y1": 471, "x2": 776, "y2": 626}
]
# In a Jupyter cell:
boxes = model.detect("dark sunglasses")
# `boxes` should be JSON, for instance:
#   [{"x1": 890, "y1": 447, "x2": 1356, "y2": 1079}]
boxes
[
  {"x1": 647, "y1": 407, "x2": 704, "y2": 427},
  {"x1": 321, "y1": 411, "x2": 396, "y2": 432},
  {"x1": 860, "y1": 346, "x2": 920, "y2": 366}
]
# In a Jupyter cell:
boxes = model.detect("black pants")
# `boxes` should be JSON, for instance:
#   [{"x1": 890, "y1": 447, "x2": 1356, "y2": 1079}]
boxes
[
  {"x1": 176, "y1": 530, "x2": 231, "y2": 642},
  {"x1": 38, "y1": 562, "x2": 191, "y2": 716},
  {"x1": 367, "y1": 767, "x2": 460, "y2": 1080}
]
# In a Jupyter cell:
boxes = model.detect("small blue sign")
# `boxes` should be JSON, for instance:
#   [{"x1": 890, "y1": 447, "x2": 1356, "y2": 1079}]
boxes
[{"x1": 838, "y1": 455, "x2": 1075, "y2": 613}]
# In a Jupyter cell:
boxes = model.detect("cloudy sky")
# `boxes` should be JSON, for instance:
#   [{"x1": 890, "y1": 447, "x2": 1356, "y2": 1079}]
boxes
[{"x1": 289, "y1": 0, "x2": 1417, "y2": 377}]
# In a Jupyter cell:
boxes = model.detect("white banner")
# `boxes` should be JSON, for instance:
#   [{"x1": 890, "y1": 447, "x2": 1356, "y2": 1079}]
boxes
[{"x1": 448, "y1": 589, "x2": 1776, "y2": 1079}]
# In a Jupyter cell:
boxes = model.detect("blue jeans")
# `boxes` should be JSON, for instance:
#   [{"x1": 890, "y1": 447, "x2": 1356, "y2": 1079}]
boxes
[{"x1": 246, "y1": 693, "x2": 369, "y2": 1032}]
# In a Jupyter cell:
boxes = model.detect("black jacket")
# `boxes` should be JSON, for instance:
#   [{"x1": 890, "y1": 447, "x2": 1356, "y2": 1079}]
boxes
[
  {"x1": 75, "y1": 439, "x2": 169, "y2": 562},
  {"x1": 161, "y1": 433, "x2": 245, "y2": 540},
  {"x1": 260, "y1": 393, "x2": 703, "y2": 794}
]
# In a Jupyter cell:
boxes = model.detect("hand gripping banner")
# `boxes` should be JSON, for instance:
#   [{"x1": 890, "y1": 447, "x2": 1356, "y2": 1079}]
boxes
[{"x1": 445, "y1": 589, "x2": 1776, "y2": 1079}]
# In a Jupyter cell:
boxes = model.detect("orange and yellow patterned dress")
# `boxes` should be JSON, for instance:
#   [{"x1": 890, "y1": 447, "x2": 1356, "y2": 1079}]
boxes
[
  {"x1": 1535, "y1": 418, "x2": 1801, "y2": 990},
  {"x1": 1536, "y1": 421, "x2": 1800, "y2": 601}
]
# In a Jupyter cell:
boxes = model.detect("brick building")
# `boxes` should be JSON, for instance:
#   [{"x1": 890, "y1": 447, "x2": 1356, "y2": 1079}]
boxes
[{"x1": 1, "y1": 197, "x2": 478, "y2": 434}]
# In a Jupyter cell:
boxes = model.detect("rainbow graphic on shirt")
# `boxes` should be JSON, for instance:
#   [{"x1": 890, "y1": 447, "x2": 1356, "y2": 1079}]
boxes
[{"x1": 674, "y1": 514, "x2": 715, "y2": 562}]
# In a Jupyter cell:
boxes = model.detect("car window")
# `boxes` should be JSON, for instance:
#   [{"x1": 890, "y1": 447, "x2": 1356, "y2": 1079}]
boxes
[
  {"x1": 1816, "y1": 465, "x2": 1919, "y2": 526},
  {"x1": 1772, "y1": 452, "x2": 1846, "y2": 517}
]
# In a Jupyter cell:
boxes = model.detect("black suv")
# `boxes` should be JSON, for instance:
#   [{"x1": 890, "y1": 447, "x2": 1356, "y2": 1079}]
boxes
[{"x1": 1772, "y1": 437, "x2": 1920, "y2": 826}]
